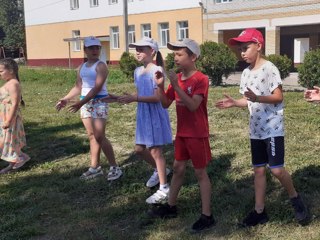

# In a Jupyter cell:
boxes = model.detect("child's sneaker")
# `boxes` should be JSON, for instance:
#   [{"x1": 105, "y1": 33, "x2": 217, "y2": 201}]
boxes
[
  {"x1": 191, "y1": 214, "x2": 216, "y2": 233},
  {"x1": 146, "y1": 168, "x2": 170, "y2": 188},
  {"x1": 147, "y1": 203, "x2": 177, "y2": 219},
  {"x1": 146, "y1": 189, "x2": 169, "y2": 204},
  {"x1": 80, "y1": 166, "x2": 104, "y2": 180},
  {"x1": 107, "y1": 166, "x2": 123, "y2": 181},
  {"x1": 240, "y1": 209, "x2": 269, "y2": 227},
  {"x1": 290, "y1": 194, "x2": 308, "y2": 223}
]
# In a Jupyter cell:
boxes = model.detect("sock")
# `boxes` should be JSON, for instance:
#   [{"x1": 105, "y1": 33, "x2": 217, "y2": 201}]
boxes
[{"x1": 160, "y1": 184, "x2": 169, "y2": 192}]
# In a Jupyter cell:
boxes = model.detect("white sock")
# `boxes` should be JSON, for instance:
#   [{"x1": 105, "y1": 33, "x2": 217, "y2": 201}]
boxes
[{"x1": 160, "y1": 184, "x2": 169, "y2": 192}]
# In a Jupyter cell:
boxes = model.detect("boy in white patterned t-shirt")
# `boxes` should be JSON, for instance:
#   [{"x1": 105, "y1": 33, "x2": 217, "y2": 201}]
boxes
[{"x1": 215, "y1": 28, "x2": 308, "y2": 227}]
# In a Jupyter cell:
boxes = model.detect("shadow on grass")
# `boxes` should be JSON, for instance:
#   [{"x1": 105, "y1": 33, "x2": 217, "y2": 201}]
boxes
[
  {"x1": 1, "y1": 153, "x2": 319, "y2": 239},
  {"x1": 13, "y1": 121, "x2": 90, "y2": 168}
]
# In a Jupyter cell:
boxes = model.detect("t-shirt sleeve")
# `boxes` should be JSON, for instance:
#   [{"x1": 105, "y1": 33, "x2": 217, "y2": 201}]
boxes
[
  {"x1": 268, "y1": 64, "x2": 283, "y2": 93},
  {"x1": 194, "y1": 74, "x2": 209, "y2": 96},
  {"x1": 165, "y1": 83, "x2": 175, "y2": 100}
]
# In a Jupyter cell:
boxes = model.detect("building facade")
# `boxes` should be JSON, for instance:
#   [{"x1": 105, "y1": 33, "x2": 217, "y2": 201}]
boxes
[
  {"x1": 24, "y1": 0, "x2": 202, "y2": 67},
  {"x1": 201, "y1": 0, "x2": 320, "y2": 67}
]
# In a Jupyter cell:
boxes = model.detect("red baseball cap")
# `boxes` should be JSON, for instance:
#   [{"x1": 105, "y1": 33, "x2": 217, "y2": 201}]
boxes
[{"x1": 228, "y1": 28, "x2": 264, "y2": 46}]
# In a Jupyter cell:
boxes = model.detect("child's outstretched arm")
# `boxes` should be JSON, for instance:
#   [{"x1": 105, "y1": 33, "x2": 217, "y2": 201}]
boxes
[
  {"x1": 100, "y1": 93, "x2": 120, "y2": 103},
  {"x1": 215, "y1": 94, "x2": 248, "y2": 109},
  {"x1": 155, "y1": 70, "x2": 173, "y2": 108},
  {"x1": 304, "y1": 86, "x2": 320, "y2": 103}
]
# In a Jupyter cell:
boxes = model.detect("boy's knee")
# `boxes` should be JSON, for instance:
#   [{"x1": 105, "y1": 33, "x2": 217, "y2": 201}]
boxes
[
  {"x1": 271, "y1": 167, "x2": 286, "y2": 179},
  {"x1": 254, "y1": 167, "x2": 266, "y2": 176}
]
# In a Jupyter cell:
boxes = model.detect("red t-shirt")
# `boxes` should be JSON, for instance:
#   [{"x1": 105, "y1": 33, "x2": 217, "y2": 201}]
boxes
[{"x1": 165, "y1": 71, "x2": 209, "y2": 138}]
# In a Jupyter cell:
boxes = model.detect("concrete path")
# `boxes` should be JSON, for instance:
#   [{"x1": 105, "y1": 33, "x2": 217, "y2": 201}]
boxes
[{"x1": 222, "y1": 72, "x2": 305, "y2": 91}]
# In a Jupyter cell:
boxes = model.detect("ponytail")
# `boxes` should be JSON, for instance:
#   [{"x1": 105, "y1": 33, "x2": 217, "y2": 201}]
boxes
[{"x1": 155, "y1": 51, "x2": 164, "y2": 68}]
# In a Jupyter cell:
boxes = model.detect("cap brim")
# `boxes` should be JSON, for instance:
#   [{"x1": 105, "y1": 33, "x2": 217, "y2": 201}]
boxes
[
  {"x1": 228, "y1": 37, "x2": 252, "y2": 46},
  {"x1": 167, "y1": 42, "x2": 187, "y2": 50}
]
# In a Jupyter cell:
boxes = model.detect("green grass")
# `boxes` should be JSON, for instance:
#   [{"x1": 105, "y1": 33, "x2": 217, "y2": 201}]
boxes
[{"x1": 0, "y1": 67, "x2": 320, "y2": 239}]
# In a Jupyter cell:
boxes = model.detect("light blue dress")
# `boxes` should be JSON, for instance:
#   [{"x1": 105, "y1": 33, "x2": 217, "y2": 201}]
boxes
[{"x1": 134, "y1": 65, "x2": 172, "y2": 147}]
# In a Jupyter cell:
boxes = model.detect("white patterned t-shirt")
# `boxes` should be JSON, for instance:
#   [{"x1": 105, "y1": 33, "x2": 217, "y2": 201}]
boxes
[{"x1": 239, "y1": 61, "x2": 284, "y2": 139}]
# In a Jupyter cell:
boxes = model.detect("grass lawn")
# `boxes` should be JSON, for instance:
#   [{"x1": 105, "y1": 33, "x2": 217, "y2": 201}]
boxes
[{"x1": 0, "y1": 67, "x2": 319, "y2": 240}]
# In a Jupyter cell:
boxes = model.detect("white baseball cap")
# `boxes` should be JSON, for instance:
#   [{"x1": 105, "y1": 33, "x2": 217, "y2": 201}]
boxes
[
  {"x1": 128, "y1": 37, "x2": 159, "y2": 52},
  {"x1": 167, "y1": 38, "x2": 200, "y2": 58},
  {"x1": 84, "y1": 36, "x2": 101, "y2": 47}
]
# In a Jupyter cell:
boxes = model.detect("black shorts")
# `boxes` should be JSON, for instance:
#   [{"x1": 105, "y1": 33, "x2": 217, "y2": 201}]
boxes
[{"x1": 250, "y1": 136, "x2": 285, "y2": 168}]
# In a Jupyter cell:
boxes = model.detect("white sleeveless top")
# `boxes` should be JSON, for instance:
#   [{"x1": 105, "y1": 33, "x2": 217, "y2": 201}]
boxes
[{"x1": 80, "y1": 60, "x2": 108, "y2": 97}]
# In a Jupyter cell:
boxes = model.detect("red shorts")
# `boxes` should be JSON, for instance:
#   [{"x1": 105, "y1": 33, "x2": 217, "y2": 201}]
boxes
[{"x1": 174, "y1": 136, "x2": 212, "y2": 169}]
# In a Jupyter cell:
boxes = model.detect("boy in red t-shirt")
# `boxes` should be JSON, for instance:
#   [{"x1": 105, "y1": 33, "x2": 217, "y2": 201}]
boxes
[{"x1": 150, "y1": 38, "x2": 215, "y2": 233}]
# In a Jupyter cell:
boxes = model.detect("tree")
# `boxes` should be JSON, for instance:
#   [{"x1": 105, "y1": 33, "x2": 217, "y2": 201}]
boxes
[{"x1": 0, "y1": 0, "x2": 25, "y2": 50}]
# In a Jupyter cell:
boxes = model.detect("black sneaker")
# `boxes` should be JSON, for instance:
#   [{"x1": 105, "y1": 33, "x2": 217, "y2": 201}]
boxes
[
  {"x1": 147, "y1": 203, "x2": 177, "y2": 219},
  {"x1": 191, "y1": 214, "x2": 216, "y2": 233},
  {"x1": 290, "y1": 194, "x2": 308, "y2": 224},
  {"x1": 240, "y1": 209, "x2": 269, "y2": 227}
]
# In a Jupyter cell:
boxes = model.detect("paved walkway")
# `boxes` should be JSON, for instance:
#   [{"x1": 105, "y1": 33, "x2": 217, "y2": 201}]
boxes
[{"x1": 222, "y1": 72, "x2": 305, "y2": 91}]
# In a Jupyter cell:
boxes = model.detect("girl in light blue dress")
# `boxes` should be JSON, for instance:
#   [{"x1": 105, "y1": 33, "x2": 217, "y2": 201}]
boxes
[{"x1": 118, "y1": 37, "x2": 172, "y2": 204}]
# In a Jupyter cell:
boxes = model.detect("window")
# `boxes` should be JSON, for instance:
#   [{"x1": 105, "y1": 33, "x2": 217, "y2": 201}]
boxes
[
  {"x1": 72, "y1": 30, "x2": 81, "y2": 51},
  {"x1": 215, "y1": 0, "x2": 232, "y2": 3},
  {"x1": 70, "y1": 0, "x2": 79, "y2": 10},
  {"x1": 159, "y1": 23, "x2": 169, "y2": 47},
  {"x1": 177, "y1": 21, "x2": 189, "y2": 40},
  {"x1": 109, "y1": 0, "x2": 118, "y2": 4},
  {"x1": 141, "y1": 24, "x2": 151, "y2": 38},
  {"x1": 128, "y1": 25, "x2": 136, "y2": 45},
  {"x1": 90, "y1": 0, "x2": 99, "y2": 7},
  {"x1": 111, "y1": 27, "x2": 120, "y2": 49}
]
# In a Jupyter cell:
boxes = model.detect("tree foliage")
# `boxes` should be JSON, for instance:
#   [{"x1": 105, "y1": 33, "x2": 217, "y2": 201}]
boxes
[
  {"x1": 266, "y1": 54, "x2": 292, "y2": 80},
  {"x1": 298, "y1": 48, "x2": 320, "y2": 88},
  {"x1": 197, "y1": 41, "x2": 238, "y2": 86},
  {"x1": 119, "y1": 52, "x2": 142, "y2": 82},
  {"x1": 0, "y1": 0, "x2": 25, "y2": 49}
]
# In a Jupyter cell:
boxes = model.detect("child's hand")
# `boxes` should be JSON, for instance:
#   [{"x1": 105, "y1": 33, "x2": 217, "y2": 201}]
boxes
[
  {"x1": 101, "y1": 94, "x2": 119, "y2": 103},
  {"x1": 67, "y1": 101, "x2": 82, "y2": 113},
  {"x1": 56, "y1": 99, "x2": 68, "y2": 111},
  {"x1": 244, "y1": 87, "x2": 257, "y2": 102},
  {"x1": 168, "y1": 69, "x2": 178, "y2": 87},
  {"x1": 215, "y1": 94, "x2": 236, "y2": 109},
  {"x1": 2, "y1": 121, "x2": 10, "y2": 129},
  {"x1": 304, "y1": 86, "x2": 320, "y2": 102},
  {"x1": 155, "y1": 70, "x2": 165, "y2": 88},
  {"x1": 118, "y1": 93, "x2": 136, "y2": 104}
]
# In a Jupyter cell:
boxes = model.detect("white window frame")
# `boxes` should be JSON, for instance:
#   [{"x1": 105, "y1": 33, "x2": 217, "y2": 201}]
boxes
[
  {"x1": 111, "y1": 27, "x2": 120, "y2": 49},
  {"x1": 109, "y1": 0, "x2": 118, "y2": 4},
  {"x1": 177, "y1": 21, "x2": 189, "y2": 40},
  {"x1": 72, "y1": 30, "x2": 81, "y2": 51},
  {"x1": 128, "y1": 25, "x2": 136, "y2": 45},
  {"x1": 159, "y1": 23, "x2": 170, "y2": 47},
  {"x1": 215, "y1": 0, "x2": 232, "y2": 3},
  {"x1": 90, "y1": 0, "x2": 99, "y2": 7},
  {"x1": 141, "y1": 24, "x2": 151, "y2": 38},
  {"x1": 70, "y1": 0, "x2": 79, "y2": 10}
]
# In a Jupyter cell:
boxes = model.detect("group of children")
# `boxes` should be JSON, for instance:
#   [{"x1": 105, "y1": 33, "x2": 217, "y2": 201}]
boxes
[{"x1": 0, "y1": 28, "x2": 319, "y2": 232}]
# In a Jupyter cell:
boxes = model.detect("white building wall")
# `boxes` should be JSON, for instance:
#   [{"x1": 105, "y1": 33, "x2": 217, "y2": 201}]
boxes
[{"x1": 24, "y1": 0, "x2": 200, "y2": 26}]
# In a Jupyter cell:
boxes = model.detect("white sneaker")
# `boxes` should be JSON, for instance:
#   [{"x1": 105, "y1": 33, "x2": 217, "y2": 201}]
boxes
[
  {"x1": 80, "y1": 166, "x2": 104, "y2": 180},
  {"x1": 146, "y1": 189, "x2": 169, "y2": 204},
  {"x1": 146, "y1": 168, "x2": 171, "y2": 188},
  {"x1": 107, "y1": 166, "x2": 123, "y2": 181}
]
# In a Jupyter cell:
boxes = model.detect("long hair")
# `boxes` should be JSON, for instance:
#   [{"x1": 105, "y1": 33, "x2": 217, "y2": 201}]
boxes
[
  {"x1": 0, "y1": 58, "x2": 25, "y2": 106},
  {"x1": 155, "y1": 51, "x2": 164, "y2": 68}
]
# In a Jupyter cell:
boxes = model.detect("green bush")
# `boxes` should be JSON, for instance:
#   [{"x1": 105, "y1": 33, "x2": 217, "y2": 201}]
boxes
[
  {"x1": 266, "y1": 54, "x2": 292, "y2": 79},
  {"x1": 298, "y1": 48, "x2": 320, "y2": 88},
  {"x1": 165, "y1": 52, "x2": 178, "y2": 72},
  {"x1": 197, "y1": 41, "x2": 237, "y2": 86},
  {"x1": 119, "y1": 52, "x2": 141, "y2": 82}
]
